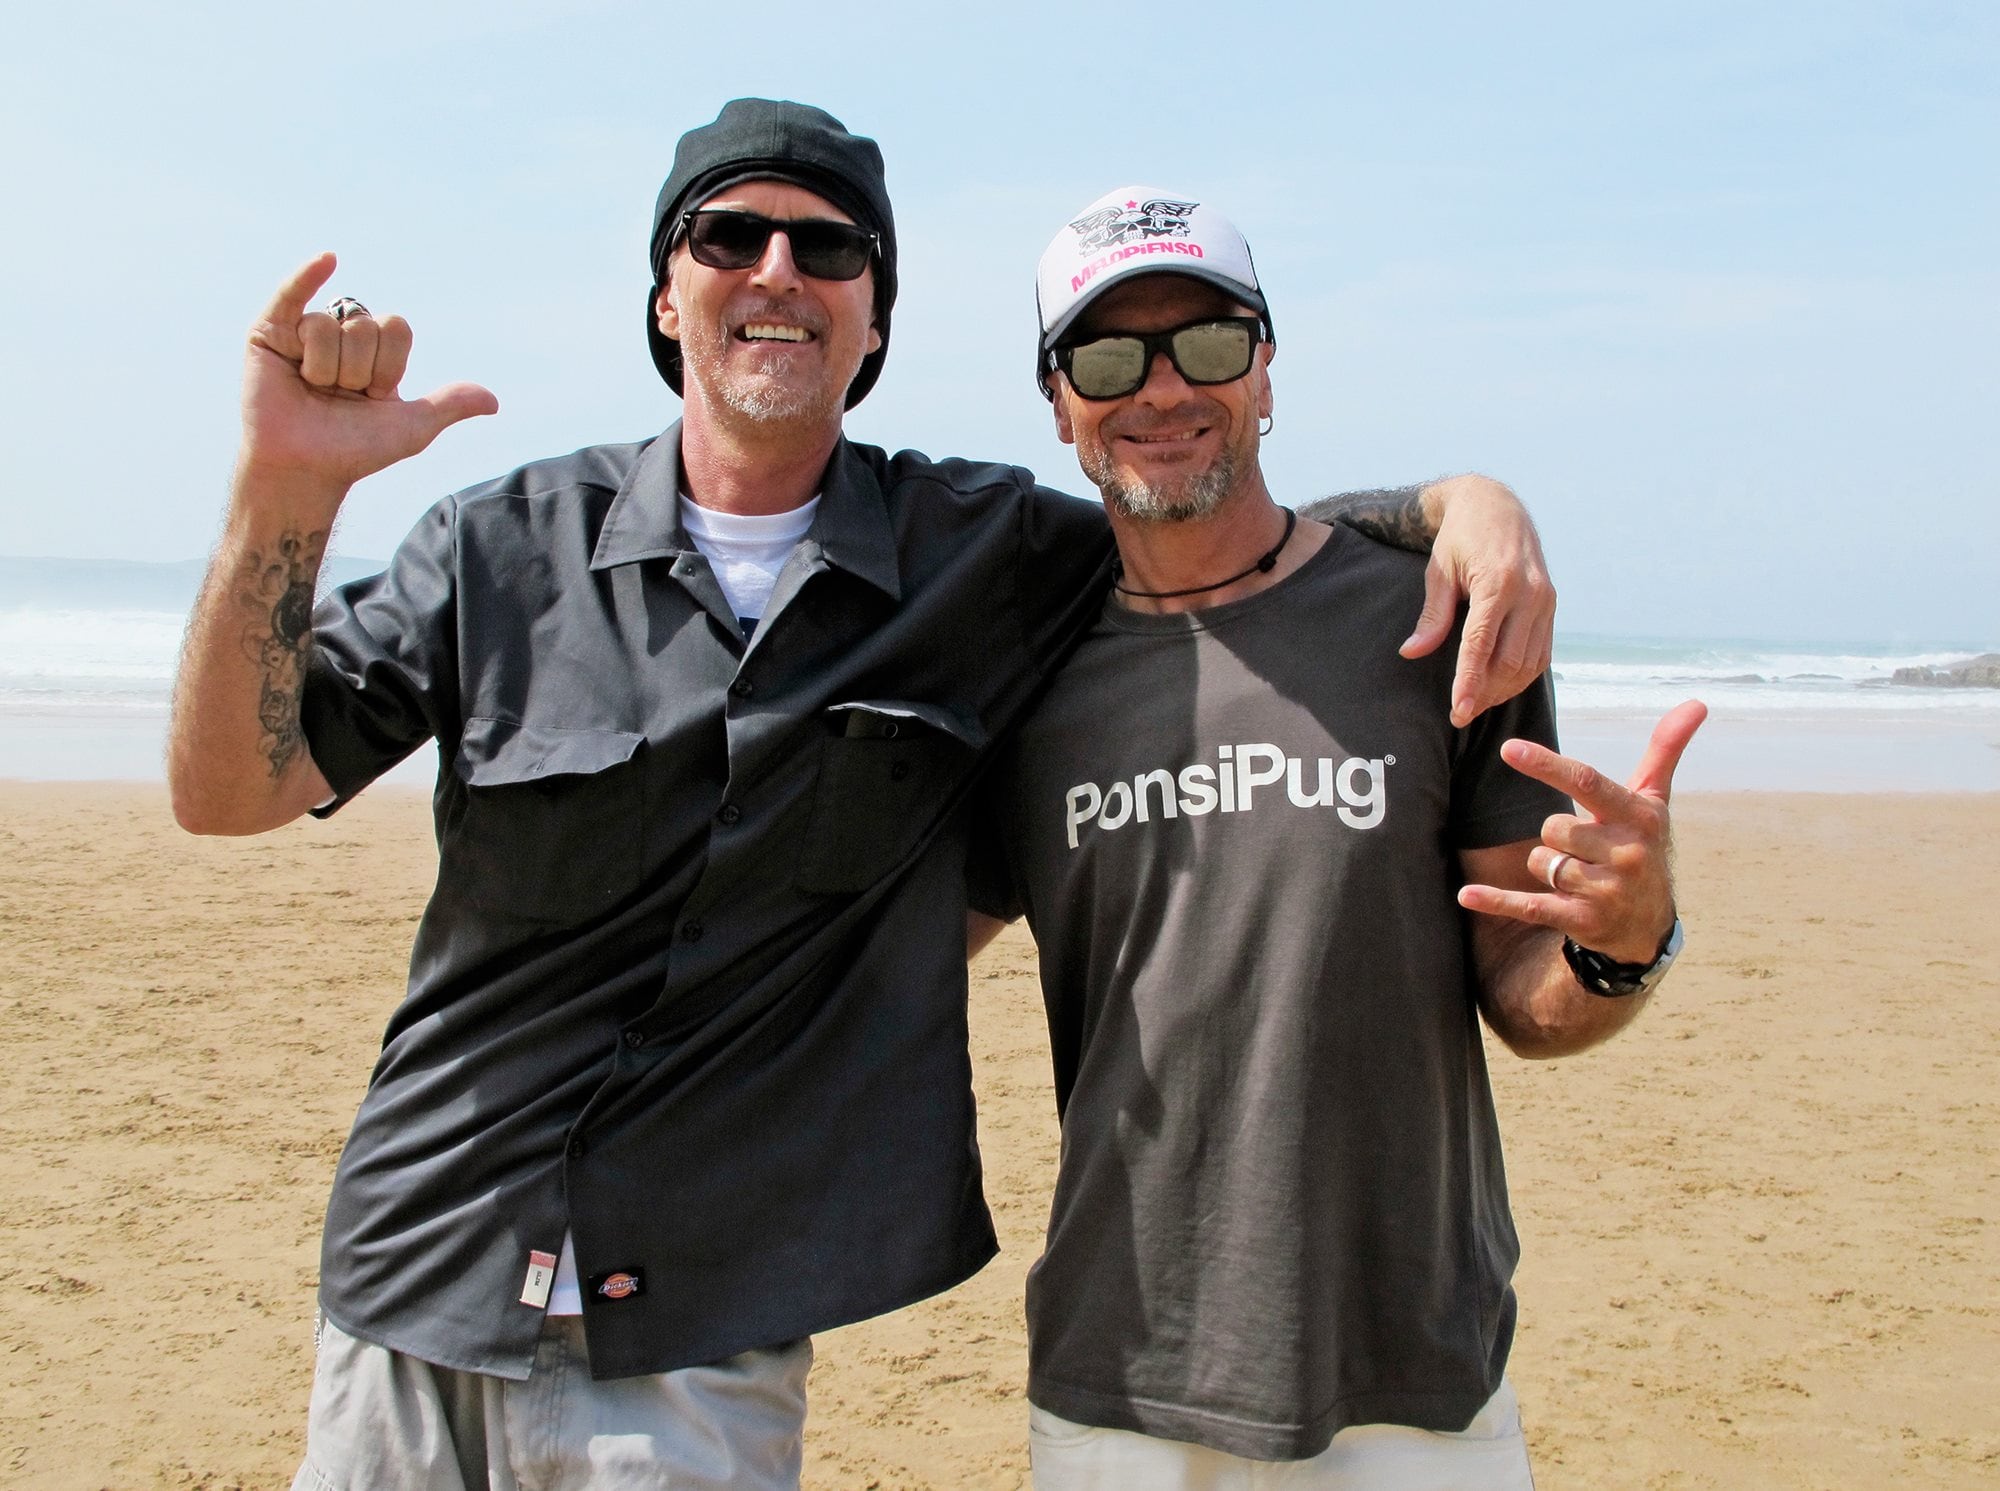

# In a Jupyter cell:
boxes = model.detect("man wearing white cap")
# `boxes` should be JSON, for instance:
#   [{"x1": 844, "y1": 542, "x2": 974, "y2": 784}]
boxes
[{"x1": 969, "y1": 188, "x2": 1703, "y2": 1488}]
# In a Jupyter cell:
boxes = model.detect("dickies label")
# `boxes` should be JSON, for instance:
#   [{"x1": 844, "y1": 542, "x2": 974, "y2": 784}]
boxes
[{"x1": 591, "y1": 1268, "x2": 646, "y2": 1302}]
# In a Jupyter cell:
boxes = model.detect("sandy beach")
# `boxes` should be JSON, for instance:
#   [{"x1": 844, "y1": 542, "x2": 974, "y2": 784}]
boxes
[{"x1": 1, "y1": 782, "x2": 1994, "y2": 1490}]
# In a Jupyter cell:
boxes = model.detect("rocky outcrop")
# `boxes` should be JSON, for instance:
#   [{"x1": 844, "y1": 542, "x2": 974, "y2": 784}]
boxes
[{"x1": 1890, "y1": 653, "x2": 2000, "y2": 688}]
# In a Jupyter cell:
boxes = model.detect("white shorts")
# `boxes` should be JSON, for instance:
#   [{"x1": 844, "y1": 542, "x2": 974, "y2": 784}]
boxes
[
  {"x1": 292, "y1": 1312, "x2": 811, "y2": 1491},
  {"x1": 1029, "y1": 1378, "x2": 1535, "y2": 1491}
]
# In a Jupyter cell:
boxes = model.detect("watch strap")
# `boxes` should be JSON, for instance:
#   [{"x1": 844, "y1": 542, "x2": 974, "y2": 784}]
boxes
[{"x1": 1563, "y1": 917, "x2": 1683, "y2": 998}]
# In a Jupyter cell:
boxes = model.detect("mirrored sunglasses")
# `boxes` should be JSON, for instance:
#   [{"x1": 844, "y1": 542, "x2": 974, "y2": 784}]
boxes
[
  {"x1": 677, "y1": 209, "x2": 877, "y2": 282},
  {"x1": 1051, "y1": 316, "x2": 1265, "y2": 401}
]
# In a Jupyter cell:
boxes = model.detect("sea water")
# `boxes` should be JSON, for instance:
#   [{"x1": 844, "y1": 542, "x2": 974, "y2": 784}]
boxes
[
  {"x1": 0, "y1": 601, "x2": 432, "y2": 787},
  {"x1": 1, "y1": 590, "x2": 1995, "y2": 791},
  {"x1": 1550, "y1": 634, "x2": 2000, "y2": 792}
]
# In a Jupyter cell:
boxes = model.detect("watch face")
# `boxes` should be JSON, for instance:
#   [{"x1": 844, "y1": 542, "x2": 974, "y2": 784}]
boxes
[{"x1": 1636, "y1": 919, "x2": 1684, "y2": 990}]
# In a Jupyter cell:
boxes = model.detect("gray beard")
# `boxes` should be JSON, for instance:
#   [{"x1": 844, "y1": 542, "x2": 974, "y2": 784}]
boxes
[
  {"x1": 710, "y1": 350, "x2": 842, "y2": 425},
  {"x1": 1083, "y1": 442, "x2": 1240, "y2": 523},
  {"x1": 675, "y1": 318, "x2": 851, "y2": 429}
]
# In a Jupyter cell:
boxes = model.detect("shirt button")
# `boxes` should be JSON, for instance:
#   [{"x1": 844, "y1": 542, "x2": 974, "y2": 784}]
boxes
[
  {"x1": 567, "y1": 1136, "x2": 586, "y2": 1159},
  {"x1": 730, "y1": 678, "x2": 754, "y2": 698},
  {"x1": 680, "y1": 919, "x2": 704, "y2": 943},
  {"x1": 623, "y1": 1029, "x2": 644, "y2": 1049},
  {"x1": 890, "y1": 760, "x2": 911, "y2": 783},
  {"x1": 717, "y1": 803, "x2": 741, "y2": 826}
]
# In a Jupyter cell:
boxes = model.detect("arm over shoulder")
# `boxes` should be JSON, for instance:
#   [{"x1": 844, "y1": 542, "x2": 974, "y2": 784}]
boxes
[{"x1": 1013, "y1": 480, "x2": 1114, "y2": 660}]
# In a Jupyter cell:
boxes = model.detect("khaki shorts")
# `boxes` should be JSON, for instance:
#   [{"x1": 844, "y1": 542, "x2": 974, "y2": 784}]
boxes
[
  {"x1": 293, "y1": 1312, "x2": 811, "y2": 1491},
  {"x1": 1029, "y1": 1378, "x2": 1536, "y2": 1491}
]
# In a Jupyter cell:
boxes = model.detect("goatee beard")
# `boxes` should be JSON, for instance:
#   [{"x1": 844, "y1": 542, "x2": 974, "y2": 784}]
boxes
[{"x1": 1088, "y1": 445, "x2": 1240, "y2": 523}]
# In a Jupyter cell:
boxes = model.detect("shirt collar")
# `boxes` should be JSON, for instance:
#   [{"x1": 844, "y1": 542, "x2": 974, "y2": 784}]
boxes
[
  {"x1": 590, "y1": 427, "x2": 690, "y2": 571},
  {"x1": 806, "y1": 436, "x2": 901, "y2": 603},
  {"x1": 590, "y1": 423, "x2": 901, "y2": 603}
]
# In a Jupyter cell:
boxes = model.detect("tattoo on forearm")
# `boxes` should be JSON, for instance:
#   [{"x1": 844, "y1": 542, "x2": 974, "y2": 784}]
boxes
[
  {"x1": 1298, "y1": 485, "x2": 1434, "y2": 555},
  {"x1": 233, "y1": 529, "x2": 325, "y2": 779}
]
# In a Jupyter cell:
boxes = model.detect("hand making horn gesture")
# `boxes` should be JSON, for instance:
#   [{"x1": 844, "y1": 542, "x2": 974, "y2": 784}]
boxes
[
  {"x1": 238, "y1": 251, "x2": 498, "y2": 505},
  {"x1": 1459, "y1": 700, "x2": 1709, "y2": 964}
]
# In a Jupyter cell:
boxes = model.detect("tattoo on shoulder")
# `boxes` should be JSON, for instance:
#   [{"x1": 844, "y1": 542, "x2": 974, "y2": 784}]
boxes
[
  {"x1": 233, "y1": 529, "x2": 326, "y2": 779},
  {"x1": 1297, "y1": 485, "x2": 1433, "y2": 555}
]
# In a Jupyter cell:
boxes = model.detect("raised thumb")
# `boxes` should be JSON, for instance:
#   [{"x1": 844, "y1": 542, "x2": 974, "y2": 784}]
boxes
[{"x1": 412, "y1": 381, "x2": 501, "y2": 439}]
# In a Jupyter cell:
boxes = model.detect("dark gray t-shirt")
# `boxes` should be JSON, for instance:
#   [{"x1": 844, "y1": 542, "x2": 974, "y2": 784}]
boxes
[{"x1": 973, "y1": 525, "x2": 1567, "y2": 1460}]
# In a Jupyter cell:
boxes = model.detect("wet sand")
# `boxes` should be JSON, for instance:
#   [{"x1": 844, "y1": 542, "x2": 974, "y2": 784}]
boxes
[{"x1": 0, "y1": 784, "x2": 1994, "y2": 1489}]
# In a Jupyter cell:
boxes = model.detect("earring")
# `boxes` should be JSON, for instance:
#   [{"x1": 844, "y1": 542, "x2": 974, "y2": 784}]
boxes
[{"x1": 1258, "y1": 414, "x2": 1274, "y2": 437}]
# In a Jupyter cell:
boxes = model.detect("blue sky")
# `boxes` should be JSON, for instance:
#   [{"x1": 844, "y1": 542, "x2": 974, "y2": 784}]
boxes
[{"x1": 2, "y1": 1, "x2": 1993, "y2": 643}]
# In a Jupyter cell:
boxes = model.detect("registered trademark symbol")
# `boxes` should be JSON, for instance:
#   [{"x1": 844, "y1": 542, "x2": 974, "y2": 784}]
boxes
[{"x1": 1384, "y1": 755, "x2": 1396, "y2": 766}]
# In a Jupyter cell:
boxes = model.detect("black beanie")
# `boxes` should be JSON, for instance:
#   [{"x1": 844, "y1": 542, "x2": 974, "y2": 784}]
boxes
[{"x1": 645, "y1": 99, "x2": 896, "y2": 410}]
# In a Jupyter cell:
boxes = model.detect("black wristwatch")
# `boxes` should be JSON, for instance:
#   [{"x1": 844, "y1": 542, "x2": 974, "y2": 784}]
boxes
[{"x1": 1562, "y1": 918, "x2": 1683, "y2": 998}]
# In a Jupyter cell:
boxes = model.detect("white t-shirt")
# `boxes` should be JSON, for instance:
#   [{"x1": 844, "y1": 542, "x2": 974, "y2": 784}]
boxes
[
  {"x1": 546, "y1": 491, "x2": 819, "y2": 1315},
  {"x1": 677, "y1": 494, "x2": 820, "y2": 639},
  {"x1": 547, "y1": 1232, "x2": 583, "y2": 1314}
]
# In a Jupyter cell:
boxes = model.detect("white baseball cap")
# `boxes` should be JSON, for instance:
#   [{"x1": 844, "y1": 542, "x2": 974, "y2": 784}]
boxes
[{"x1": 1035, "y1": 185, "x2": 1274, "y2": 395}]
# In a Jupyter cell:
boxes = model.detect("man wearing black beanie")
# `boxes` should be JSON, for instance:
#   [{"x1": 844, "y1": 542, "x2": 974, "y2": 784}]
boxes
[{"x1": 169, "y1": 98, "x2": 1556, "y2": 1487}]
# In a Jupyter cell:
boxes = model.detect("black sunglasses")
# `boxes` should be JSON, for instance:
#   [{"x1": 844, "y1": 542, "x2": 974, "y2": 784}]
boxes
[
  {"x1": 676, "y1": 209, "x2": 878, "y2": 282},
  {"x1": 1049, "y1": 315, "x2": 1266, "y2": 401}
]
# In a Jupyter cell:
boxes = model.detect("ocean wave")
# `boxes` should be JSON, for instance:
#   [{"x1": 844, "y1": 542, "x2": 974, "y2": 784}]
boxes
[
  {"x1": 0, "y1": 608, "x2": 184, "y2": 687},
  {"x1": 1552, "y1": 639, "x2": 1993, "y2": 687},
  {"x1": 2, "y1": 609, "x2": 1993, "y2": 716}
]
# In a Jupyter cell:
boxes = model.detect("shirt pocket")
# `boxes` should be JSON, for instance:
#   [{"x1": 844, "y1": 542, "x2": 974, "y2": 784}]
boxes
[
  {"x1": 449, "y1": 717, "x2": 646, "y2": 923},
  {"x1": 795, "y1": 700, "x2": 986, "y2": 896}
]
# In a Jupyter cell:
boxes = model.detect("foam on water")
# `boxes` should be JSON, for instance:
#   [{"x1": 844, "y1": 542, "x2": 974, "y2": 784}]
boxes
[{"x1": 0, "y1": 608, "x2": 183, "y2": 699}]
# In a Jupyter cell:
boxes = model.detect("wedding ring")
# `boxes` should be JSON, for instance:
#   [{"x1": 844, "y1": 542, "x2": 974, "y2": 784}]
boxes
[
  {"x1": 1544, "y1": 851, "x2": 1574, "y2": 892},
  {"x1": 328, "y1": 297, "x2": 371, "y2": 324}
]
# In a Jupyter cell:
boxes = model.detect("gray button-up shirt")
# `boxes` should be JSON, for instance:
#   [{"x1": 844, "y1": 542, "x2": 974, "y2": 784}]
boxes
[{"x1": 300, "y1": 426, "x2": 1110, "y2": 1378}]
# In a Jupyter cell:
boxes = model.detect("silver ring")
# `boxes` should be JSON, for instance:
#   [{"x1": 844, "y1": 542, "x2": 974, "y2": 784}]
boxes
[
  {"x1": 328, "y1": 296, "x2": 371, "y2": 324},
  {"x1": 1544, "y1": 851, "x2": 1574, "y2": 892}
]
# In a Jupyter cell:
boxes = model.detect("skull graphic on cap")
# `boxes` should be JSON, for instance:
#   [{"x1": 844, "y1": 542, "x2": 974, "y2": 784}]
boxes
[{"x1": 1068, "y1": 199, "x2": 1200, "y2": 256}]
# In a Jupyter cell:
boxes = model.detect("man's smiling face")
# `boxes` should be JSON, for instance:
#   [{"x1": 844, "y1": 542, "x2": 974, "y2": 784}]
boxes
[
  {"x1": 655, "y1": 179, "x2": 882, "y2": 429},
  {"x1": 1052, "y1": 274, "x2": 1272, "y2": 523}
]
